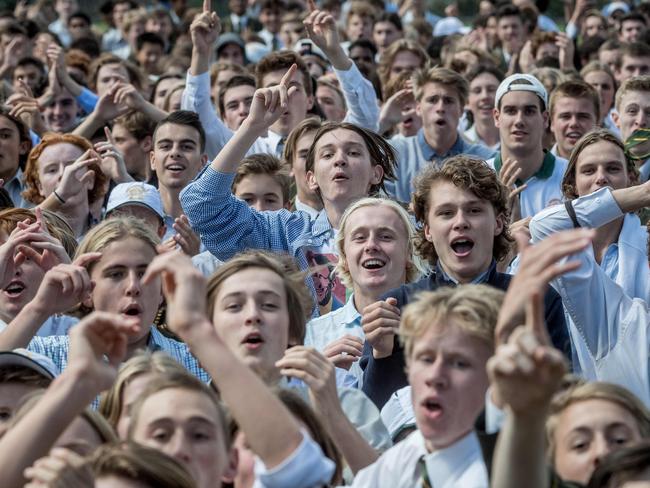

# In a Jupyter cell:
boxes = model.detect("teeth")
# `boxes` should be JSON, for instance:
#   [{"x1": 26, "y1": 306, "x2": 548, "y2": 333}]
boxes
[{"x1": 363, "y1": 259, "x2": 385, "y2": 269}]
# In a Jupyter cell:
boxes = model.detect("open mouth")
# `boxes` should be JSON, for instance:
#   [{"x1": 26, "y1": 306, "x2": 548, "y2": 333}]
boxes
[
  {"x1": 435, "y1": 119, "x2": 447, "y2": 127},
  {"x1": 362, "y1": 258, "x2": 386, "y2": 270},
  {"x1": 332, "y1": 173, "x2": 349, "y2": 182},
  {"x1": 166, "y1": 164, "x2": 185, "y2": 173},
  {"x1": 3, "y1": 281, "x2": 25, "y2": 297},
  {"x1": 121, "y1": 304, "x2": 142, "y2": 317},
  {"x1": 565, "y1": 131, "x2": 582, "y2": 142},
  {"x1": 242, "y1": 332, "x2": 265, "y2": 350},
  {"x1": 450, "y1": 238, "x2": 474, "y2": 257},
  {"x1": 512, "y1": 130, "x2": 527, "y2": 137},
  {"x1": 422, "y1": 398, "x2": 444, "y2": 419}
]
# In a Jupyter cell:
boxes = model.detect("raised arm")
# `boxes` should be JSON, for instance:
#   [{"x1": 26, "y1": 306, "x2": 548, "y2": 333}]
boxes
[
  {"x1": 489, "y1": 291, "x2": 567, "y2": 488},
  {"x1": 0, "y1": 312, "x2": 138, "y2": 487},
  {"x1": 143, "y1": 252, "x2": 334, "y2": 484},
  {"x1": 304, "y1": 2, "x2": 380, "y2": 130}
]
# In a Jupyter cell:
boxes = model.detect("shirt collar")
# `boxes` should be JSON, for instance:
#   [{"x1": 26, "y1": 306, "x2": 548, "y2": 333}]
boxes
[
  {"x1": 436, "y1": 261, "x2": 493, "y2": 285},
  {"x1": 312, "y1": 209, "x2": 333, "y2": 237},
  {"x1": 262, "y1": 130, "x2": 284, "y2": 154},
  {"x1": 423, "y1": 430, "x2": 484, "y2": 485},
  {"x1": 494, "y1": 150, "x2": 556, "y2": 183},
  {"x1": 417, "y1": 129, "x2": 464, "y2": 160},
  {"x1": 341, "y1": 294, "x2": 361, "y2": 324}
]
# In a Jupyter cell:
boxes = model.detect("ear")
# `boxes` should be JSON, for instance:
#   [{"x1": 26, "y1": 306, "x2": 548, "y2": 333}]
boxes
[
  {"x1": 158, "y1": 223, "x2": 167, "y2": 239},
  {"x1": 307, "y1": 170, "x2": 319, "y2": 191},
  {"x1": 423, "y1": 222, "x2": 433, "y2": 243},
  {"x1": 200, "y1": 153, "x2": 208, "y2": 167},
  {"x1": 493, "y1": 107, "x2": 500, "y2": 128},
  {"x1": 306, "y1": 94, "x2": 314, "y2": 111},
  {"x1": 82, "y1": 293, "x2": 93, "y2": 310},
  {"x1": 220, "y1": 446, "x2": 239, "y2": 484},
  {"x1": 542, "y1": 110, "x2": 549, "y2": 129},
  {"x1": 140, "y1": 135, "x2": 152, "y2": 153},
  {"x1": 19, "y1": 139, "x2": 30, "y2": 156},
  {"x1": 415, "y1": 100, "x2": 422, "y2": 118},
  {"x1": 494, "y1": 212, "x2": 505, "y2": 237},
  {"x1": 611, "y1": 109, "x2": 620, "y2": 129},
  {"x1": 149, "y1": 150, "x2": 156, "y2": 172},
  {"x1": 370, "y1": 163, "x2": 384, "y2": 185}
]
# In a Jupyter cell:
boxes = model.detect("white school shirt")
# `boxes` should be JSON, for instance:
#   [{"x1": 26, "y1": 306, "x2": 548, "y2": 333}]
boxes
[{"x1": 349, "y1": 430, "x2": 488, "y2": 488}]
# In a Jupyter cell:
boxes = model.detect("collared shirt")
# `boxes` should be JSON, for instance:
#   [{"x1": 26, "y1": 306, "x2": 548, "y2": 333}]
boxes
[
  {"x1": 305, "y1": 294, "x2": 363, "y2": 352},
  {"x1": 0, "y1": 314, "x2": 78, "y2": 337},
  {"x1": 192, "y1": 250, "x2": 224, "y2": 277},
  {"x1": 293, "y1": 196, "x2": 320, "y2": 220},
  {"x1": 530, "y1": 188, "x2": 650, "y2": 407},
  {"x1": 5, "y1": 168, "x2": 30, "y2": 208},
  {"x1": 181, "y1": 167, "x2": 337, "y2": 315},
  {"x1": 102, "y1": 28, "x2": 127, "y2": 55},
  {"x1": 349, "y1": 430, "x2": 488, "y2": 487},
  {"x1": 48, "y1": 19, "x2": 71, "y2": 47},
  {"x1": 26, "y1": 326, "x2": 209, "y2": 382},
  {"x1": 463, "y1": 125, "x2": 500, "y2": 152},
  {"x1": 387, "y1": 129, "x2": 496, "y2": 202},
  {"x1": 181, "y1": 62, "x2": 380, "y2": 161},
  {"x1": 487, "y1": 151, "x2": 567, "y2": 219}
]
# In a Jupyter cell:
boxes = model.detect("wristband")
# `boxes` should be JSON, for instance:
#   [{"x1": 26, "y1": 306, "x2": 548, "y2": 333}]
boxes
[{"x1": 53, "y1": 190, "x2": 66, "y2": 204}]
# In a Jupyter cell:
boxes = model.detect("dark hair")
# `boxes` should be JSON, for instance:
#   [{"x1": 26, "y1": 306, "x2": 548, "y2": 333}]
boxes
[
  {"x1": 136, "y1": 32, "x2": 165, "y2": 52},
  {"x1": 70, "y1": 37, "x2": 101, "y2": 59},
  {"x1": 619, "y1": 11, "x2": 647, "y2": 31},
  {"x1": 496, "y1": 4, "x2": 522, "y2": 22},
  {"x1": 260, "y1": 0, "x2": 288, "y2": 11},
  {"x1": 15, "y1": 56, "x2": 45, "y2": 74},
  {"x1": 305, "y1": 122, "x2": 397, "y2": 197},
  {"x1": 255, "y1": 51, "x2": 313, "y2": 96},
  {"x1": 0, "y1": 365, "x2": 52, "y2": 388},
  {"x1": 233, "y1": 154, "x2": 292, "y2": 205},
  {"x1": 376, "y1": 12, "x2": 402, "y2": 31},
  {"x1": 153, "y1": 110, "x2": 206, "y2": 153},
  {"x1": 588, "y1": 439, "x2": 650, "y2": 488},
  {"x1": 617, "y1": 41, "x2": 650, "y2": 69},
  {"x1": 0, "y1": 107, "x2": 31, "y2": 169},
  {"x1": 218, "y1": 74, "x2": 256, "y2": 117},
  {"x1": 348, "y1": 38, "x2": 378, "y2": 57},
  {"x1": 68, "y1": 11, "x2": 91, "y2": 26},
  {"x1": 150, "y1": 73, "x2": 184, "y2": 103},
  {"x1": 466, "y1": 63, "x2": 505, "y2": 85},
  {"x1": 114, "y1": 111, "x2": 157, "y2": 142},
  {"x1": 412, "y1": 156, "x2": 512, "y2": 265}
]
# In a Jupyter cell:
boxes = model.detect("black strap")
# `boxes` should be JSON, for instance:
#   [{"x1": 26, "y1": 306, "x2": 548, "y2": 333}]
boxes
[{"x1": 565, "y1": 201, "x2": 581, "y2": 228}]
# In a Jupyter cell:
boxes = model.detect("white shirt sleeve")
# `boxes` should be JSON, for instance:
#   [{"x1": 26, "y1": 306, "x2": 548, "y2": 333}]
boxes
[
  {"x1": 253, "y1": 429, "x2": 335, "y2": 488},
  {"x1": 337, "y1": 63, "x2": 380, "y2": 131}
]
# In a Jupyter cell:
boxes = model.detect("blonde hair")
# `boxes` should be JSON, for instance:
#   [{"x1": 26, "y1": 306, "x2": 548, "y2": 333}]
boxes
[
  {"x1": 615, "y1": 75, "x2": 650, "y2": 112},
  {"x1": 399, "y1": 284, "x2": 503, "y2": 362},
  {"x1": 377, "y1": 39, "x2": 429, "y2": 87},
  {"x1": 335, "y1": 197, "x2": 425, "y2": 288},
  {"x1": 92, "y1": 442, "x2": 195, "y2": 488},
  {"x1": 128, "y1": 372, "x2": 231, "y2": 450},
  {"x1": 546, "y1": 381, "x2": 650, "y2": 463},
  {"x1": 99, "y1": 351, "x2": 191, "y2": 430}
]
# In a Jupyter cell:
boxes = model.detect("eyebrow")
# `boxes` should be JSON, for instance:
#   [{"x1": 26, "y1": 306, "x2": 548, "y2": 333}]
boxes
[
  {"x1": 220, "y1": 290, "x2": 282, "y2": 300},
  {"x1": 318, "y1": 142, "x2": 365, "y2": 151},
  {"x1": 157, "y1": 138, "x2": 197, "y2": 145}
]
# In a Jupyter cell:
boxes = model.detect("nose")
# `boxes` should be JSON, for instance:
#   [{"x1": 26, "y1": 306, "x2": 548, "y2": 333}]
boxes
[
  {"x1": 244, "y1": 301, "x2": 262, "y2": 325},
  {"x1": 125, "y1": 271, "x2": 141, "y2": 297},
  {"x1": 425, "y1": 357, "x2": 449, "y2": 389},
  {"x1": 636, "y1": 111, "x2": 647, "y2": 127},
  {"x1": 333, "y1": 149, "x2": 347, "y2": 167},
  {"x1": 365, "y1": 233, "x2": 380, "y2": 252},
  {"x1": 452, "y1": 209, "x2": 470, "y2": 230},
  {"x1": 591, "y1": 436, "x2": 611, "y2": 471},
  {"x1": 166, "y1": 433, "x2": 192, "y2": 464}
]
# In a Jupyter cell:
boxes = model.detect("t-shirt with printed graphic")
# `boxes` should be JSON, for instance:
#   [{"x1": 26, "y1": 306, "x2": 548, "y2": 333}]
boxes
[{"x1": 304, "y1": 233, "x2": 346, "y2": 316}]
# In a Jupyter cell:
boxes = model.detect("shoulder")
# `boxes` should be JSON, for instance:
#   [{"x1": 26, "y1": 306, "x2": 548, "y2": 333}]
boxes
[{"x1": 383, "y1": 276, "x2": 434, "y2": 308}]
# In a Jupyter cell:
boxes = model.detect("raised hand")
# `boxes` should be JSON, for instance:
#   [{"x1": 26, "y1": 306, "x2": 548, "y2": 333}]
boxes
[
  {"x1": 322, "y1": 334, "x2": 364, "y2": 369},
  {"x1": 171, "y1": 214, "x2": 201, "y2": 256},
  {"x1": 499, "y1": 158, "x2": 527, "y2": 222},
  {"x1": 53, "y1": 150, "x2": 99, "y2": 205},
  {"x1": 190, "y1": 0, "x2": 221, "y2": 54},
  {"x1": 24, "y1": 448, "x2": 93, "y2": 488},
  {"x1": 361, "y1": 297, "x2": 400, "y2": 359},
  {"x1": 556, "y1": 33, "x2": 575, "y2": 71},
  {"x1": 495, "y1": 228, "x2": 594, "y2": 347},
  {"x1": 142, "y1": 250, "x2": 211, "y2": 340},
  {"x1": 304, "y1": 0, "x2": 350, "y2": 69},
  {"x1": 94, "y1": 126, "x2": 132, "y2": 183},
  {"x1": 30, "y1": 253, "x2": 100, "y2": 317},
  {"x1": 68, "y1": 311, "x2": 140, "y2": 393},
  {"x1": 488, "y1": 291, "x2": 567, "y2": 413},
  {"x1": 247, "y1": 64, "x2": 298, "y2": 130},
  {"x1": 378, "y1": 88, "x2": 415, "y2": 134}
]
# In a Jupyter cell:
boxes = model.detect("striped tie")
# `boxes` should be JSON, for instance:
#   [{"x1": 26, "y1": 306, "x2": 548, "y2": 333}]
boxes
[{"x1": 418, "y1": 455, "x2": 433, "y2": 488}]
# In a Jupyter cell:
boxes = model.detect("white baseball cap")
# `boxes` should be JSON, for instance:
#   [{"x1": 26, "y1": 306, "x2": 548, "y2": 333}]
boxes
[
  {"x1": 495, "y1": 73, "x2": 548, "y2": 110},
  {"x1": 602, "y1": 2, "x2": 630, "y2": 17},
  {"x1": 106, "y1": 182, "x2": 165, "y2": 220},
  {"x1": 433, "y1": 17, "x2": 470, "y2": 37},
  {"x1": 0, "y1": 349, "x2": 59, "y2": 379}
]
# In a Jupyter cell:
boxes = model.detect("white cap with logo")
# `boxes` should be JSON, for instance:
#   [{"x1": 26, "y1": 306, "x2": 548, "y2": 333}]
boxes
[{"x1": 106, "y1": 182, "x2": 165, "y2": 220}]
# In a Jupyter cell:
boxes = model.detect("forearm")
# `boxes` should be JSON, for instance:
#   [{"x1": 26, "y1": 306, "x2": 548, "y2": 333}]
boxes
[
  {"x1": 188, "y1": 330, "x2": 303, "y2": 468},
  {"x1": 491, "y1": 411, "x2": 549, "y2": 488},
  {"x1": 59, "y1": 70, "x2": 83, "y2": 97},
  {"x1": 190, "y1": 46, "x2": 211, "y2": 76},
  {"x1": 139, "y1": 100, "x2": 168, "y2": 122},
  {"x1": 210, "y1": 118, "x2": 265, "y2": 173},
  {"x1": 0, "y1": 365, "x2": 95, "y2": 487},
  {"x1": 318, "y1": 404, "x2": 379, "y2": 474},
  {"x1": 0, "y1": 301, "x2": 50, "y2": 349},
  {"x1": 611, "y1": 182, "x2": 650, "y2": 214},
  {"x1": 73, "y1": 112, "x2": 105, "y2": 139}
]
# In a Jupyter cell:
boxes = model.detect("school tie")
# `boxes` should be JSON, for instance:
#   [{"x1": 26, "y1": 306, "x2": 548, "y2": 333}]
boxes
[
  {"x1": 625, "y1": 128, "x2": 650, "y2": 161},
  {"x1": 277, "y1": 136, "x2": 287, "y2": 158},
  {"x1": 418, "y1": 455, "x2": 433, "y2": 488}
]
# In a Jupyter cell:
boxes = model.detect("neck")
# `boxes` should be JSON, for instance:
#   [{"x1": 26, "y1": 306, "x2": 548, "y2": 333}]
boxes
[
  {"x1": 296, "y1": 189, "x2": 324, "y2": 213},
  {"x1": 500, "y1": 145, "x2": 545, "y2": 181},
  {"x1": 126, "y1": 330, "x2": 150, "y2": 359},
  {"x1": 423, "y1": 127, "x2": 458, "y2": 156},
  {"x1": 261, "y1": 366, "x2": 282, "y2": 385},
  {"x1": 352, "y1": 288, "x2": 384, "y2": 314},
  {"x1": 424, "y1": 427, "x2": 472, "y2": 453},
  {"x1": 159, "y1": 185, "x2": 182, "y2": 218},
  {"x1": 556, "y1": 143, "x2": 571, "y2": 159},
  {"x1": 474, "y1": 119, "x2": 500, "y2": 147},
  {"x1": 592, "y1": 216, "x2": 624, "y2": 264},
  {"x1": 438, "y1": 260, "x2": 490, "y2": 284},
  {"x1": 324, "y1": 200, "x2": 348, "y2": 230}
]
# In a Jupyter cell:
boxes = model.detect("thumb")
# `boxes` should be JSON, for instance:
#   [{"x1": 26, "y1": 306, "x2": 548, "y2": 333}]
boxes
[{"x1": 386, "y1": 297, "x2": 398, "y2": 307}]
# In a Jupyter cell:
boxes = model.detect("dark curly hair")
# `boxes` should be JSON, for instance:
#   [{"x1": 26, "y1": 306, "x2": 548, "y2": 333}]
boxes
[{"x1": 411, "y1": 155, "x2": 513, "y2": 265}]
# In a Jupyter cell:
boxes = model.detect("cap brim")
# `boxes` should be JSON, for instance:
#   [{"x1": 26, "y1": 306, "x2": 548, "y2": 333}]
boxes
[{"x1": 0, "y1": 352, "x2": 56, "y2": 379}]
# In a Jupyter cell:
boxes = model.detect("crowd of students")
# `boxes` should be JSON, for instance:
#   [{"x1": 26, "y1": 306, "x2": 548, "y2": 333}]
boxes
[{"x1": 0, "y1": 0, "x2": 649, "y2": 486}]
